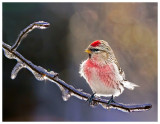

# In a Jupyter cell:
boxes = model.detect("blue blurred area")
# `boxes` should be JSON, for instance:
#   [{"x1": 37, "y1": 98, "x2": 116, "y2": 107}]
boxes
[{"x1": 3, "y1": 2, "x2": 157, "y2": 121}]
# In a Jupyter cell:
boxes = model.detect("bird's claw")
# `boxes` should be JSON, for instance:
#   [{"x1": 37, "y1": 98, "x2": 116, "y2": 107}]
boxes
[
  {"x1": 107, "y1": 95, "x2": 116, "y2": 105},
  {"x1": 86, "y1": 92, "x2": 96, "y2": 105}
]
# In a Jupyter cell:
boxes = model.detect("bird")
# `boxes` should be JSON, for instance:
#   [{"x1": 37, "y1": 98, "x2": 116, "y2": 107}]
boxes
[{"x1": 79, "y1": 40, "x2": 139, "y2": 104}]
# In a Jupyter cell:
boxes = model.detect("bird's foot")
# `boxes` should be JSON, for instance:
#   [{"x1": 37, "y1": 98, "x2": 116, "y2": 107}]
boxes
[
  {"x1": 107, "y1": 95, "x2": 116, "y2": 105},
  {"x1": 86, "y1": 92, "x2": 96, "y2": 105}
]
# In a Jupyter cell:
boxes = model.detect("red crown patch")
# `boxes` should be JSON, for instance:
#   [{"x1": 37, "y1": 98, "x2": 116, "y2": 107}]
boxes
[{"x1": 90, "y1": 40, "x2": 101, "y2": 47}]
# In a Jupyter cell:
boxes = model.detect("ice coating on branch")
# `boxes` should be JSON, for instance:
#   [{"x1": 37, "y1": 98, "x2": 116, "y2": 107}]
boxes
[
  {"x1": 34, "y1": 66, "x2": 57, "y2": 79},
  {"x1": 48, "y1": 71, "x2": 58, "y2": 78},
  {"x1": 100, "y1": 103, "x2": 112, "y2": 110},
  {"x1": 25, "y1": 21, "x2": 50, "y2": 33},
  {"x1": 62, "y1": 88, "x2": 72, "y2": 101},
  {"x1": 26, "y1": 65, "x2": 57, "y2": 81},
  {"x1": 11, "y1": 21, "x2": 50, "y2": 51},
  {"x1": 11, "y1": 62, "x2": 25, "y2": 79},
  {"x1": 2, "y1": 43, "x2": 57, "y2": 81},
  {"x1": 34, "y1": 21, "x2": 50, "y2": 29},
  {"x1": 3, "y1": 49, "x2": 16, "y2": 59},
  {"x1": 100, "y1": 102, "x2": 152, "y2": 112},
  {"x1": 26, "y1": 66, "x2": 46, "y2": 81},
  {"x1": 58, "y1": 85, "x2": 72, "y2": 101},
  {"x1": 32, "y1": 71, "x2": 45, "y2": 81}
]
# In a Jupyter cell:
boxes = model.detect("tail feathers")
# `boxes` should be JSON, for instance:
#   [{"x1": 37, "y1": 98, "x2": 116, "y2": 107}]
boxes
[{"x1": 122, "y1": 80, "x2": 139, "y2": 90}]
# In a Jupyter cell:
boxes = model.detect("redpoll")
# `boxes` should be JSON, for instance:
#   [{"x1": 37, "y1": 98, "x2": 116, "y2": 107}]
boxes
[{"x1": 79, "y1": 40, "x2": 139, "y2": 102}]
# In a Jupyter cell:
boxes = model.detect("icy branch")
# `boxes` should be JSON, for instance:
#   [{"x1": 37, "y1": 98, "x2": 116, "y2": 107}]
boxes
[
  {"x1": 11, "y1": 21, "x2": 50, "y2": 51},
  {"x1": 3, "y1": 21, "x2": 152, "y2": 113}
]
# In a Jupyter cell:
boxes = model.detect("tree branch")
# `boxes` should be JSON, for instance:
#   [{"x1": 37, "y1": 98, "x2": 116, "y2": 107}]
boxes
[
  {"x1": 11, "y1": 21, "x2": 50, "y2": 51},
  {"x1": 3, "y1": 21, "x2": 152, "y2": 113}
]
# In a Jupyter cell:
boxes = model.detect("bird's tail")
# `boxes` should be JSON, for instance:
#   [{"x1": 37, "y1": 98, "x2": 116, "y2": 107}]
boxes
[{"x1": 122, "y1": 80, "x2": 139, "y2": 90}]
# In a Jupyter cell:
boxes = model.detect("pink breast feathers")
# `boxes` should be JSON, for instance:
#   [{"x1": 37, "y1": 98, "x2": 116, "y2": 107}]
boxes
[
  {"x1": 98, "y1": 64, "x2": 116, "y2": 89},
  {"x1": 83, "y1": 60, "x2": 93, "y2": 83},
  {"x1": 84, "y1": 59, "x2": 116, "y2": 89}
]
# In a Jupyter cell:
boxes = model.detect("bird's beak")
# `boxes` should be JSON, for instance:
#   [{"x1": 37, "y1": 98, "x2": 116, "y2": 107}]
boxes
[{"x1": 85, "y1": 49, "x2": 91, "y2": 54}]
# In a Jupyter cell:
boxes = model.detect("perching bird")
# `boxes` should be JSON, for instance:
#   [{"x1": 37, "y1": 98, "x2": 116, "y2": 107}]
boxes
[{"x1": 79, "y1": 40, "x2": 139, "y2": 103}]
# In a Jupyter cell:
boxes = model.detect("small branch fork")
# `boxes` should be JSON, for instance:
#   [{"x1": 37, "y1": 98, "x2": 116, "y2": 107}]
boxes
[{"x1": 3, "y1": 21, "x2": 152, "y2": 113}]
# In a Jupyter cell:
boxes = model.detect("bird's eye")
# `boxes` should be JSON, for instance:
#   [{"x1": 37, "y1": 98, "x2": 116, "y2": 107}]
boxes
[{"x1": 90, "y1": 48, "x2": 99, "y2": 52}]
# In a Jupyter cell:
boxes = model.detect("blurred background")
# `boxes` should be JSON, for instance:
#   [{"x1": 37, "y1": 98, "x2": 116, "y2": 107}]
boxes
[{"x1": 3, "y1": 2, "x2": 157, "y2": 121}]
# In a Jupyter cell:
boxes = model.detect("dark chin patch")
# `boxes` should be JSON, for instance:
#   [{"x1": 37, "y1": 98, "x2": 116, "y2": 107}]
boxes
[{"x1": 89, "y1": 54, "x2": 91, "y2": 58}]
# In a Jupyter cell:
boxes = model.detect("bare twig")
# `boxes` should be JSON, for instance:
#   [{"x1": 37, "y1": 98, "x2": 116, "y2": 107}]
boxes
[{"x1": 3, "y1": 21, "x2": 152, "y2": 113}]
